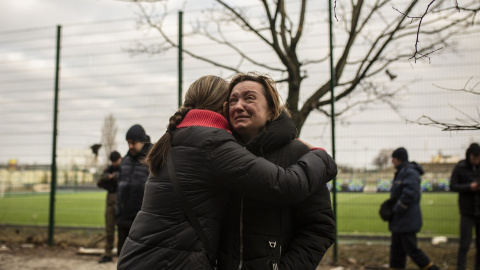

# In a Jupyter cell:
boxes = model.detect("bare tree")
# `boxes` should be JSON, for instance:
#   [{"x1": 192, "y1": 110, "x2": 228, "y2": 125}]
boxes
[
  {"x1": 414, "y1": 77, "x2": 480, "y2": 131},
  {"x1": 130, "y1": 0, "x2": 479, "y2": 134},
  {"x1": 373, "y1": 148, "x2": 393, "y2": 170},
  {"x1": 101, "y1": 114, "x2": 118, "y2": 166}
]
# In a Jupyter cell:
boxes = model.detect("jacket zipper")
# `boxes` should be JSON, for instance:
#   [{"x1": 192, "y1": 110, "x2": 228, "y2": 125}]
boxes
[{"x1": 268, "y1": 241, "x2": 279, "y2": 270}]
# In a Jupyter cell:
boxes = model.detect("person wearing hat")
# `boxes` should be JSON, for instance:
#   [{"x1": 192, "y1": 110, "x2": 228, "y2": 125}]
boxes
[
  {"x1": 116, "y1": 124, "x2": 152, "y2": 256},
  {"x1": 450, "y1": 143, "x2": 480, "y2": 270},
  {"x1": 97, "y1": 150, "x2": 122, "y2": 263},
  {"x1": 388, "y1": 147, "x2": 439, "y2": 270}
]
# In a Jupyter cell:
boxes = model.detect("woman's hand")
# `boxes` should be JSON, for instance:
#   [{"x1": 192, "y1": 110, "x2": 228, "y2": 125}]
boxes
[
  {"x1": 296, "y1": 138, "x2": 325, "y2": 152},
  {"x1": 471, "y1": 182, "x2": 479, "y2": 191}
]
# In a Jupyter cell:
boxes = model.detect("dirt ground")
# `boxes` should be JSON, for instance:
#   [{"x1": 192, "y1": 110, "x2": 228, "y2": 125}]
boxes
[{"x1": 0, "y1": 226, "x2": 473, "y2": 269}]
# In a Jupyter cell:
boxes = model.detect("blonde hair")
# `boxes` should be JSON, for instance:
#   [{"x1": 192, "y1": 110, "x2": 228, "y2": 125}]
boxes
[{"x1": 145, "y1": 75, "x2": 229, "y2": 174}]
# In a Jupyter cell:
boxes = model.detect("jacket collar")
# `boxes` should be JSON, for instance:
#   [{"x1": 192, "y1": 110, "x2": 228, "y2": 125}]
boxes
[
  {"x1": 128, "y1": 143, "x2": 151, "y2": 159},
  {"x1": 243, "y1": 111, "x2": 297, "y2": 156},
  {"x1": 395, "y1": 161, "x2": 424, "y2": 176},
  {"x1": 177, "y1": 109, "x2": 231, "y2": 133}
]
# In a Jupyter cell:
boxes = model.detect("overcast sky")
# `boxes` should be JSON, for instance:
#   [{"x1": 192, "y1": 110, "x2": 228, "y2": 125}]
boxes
[
  {"x1": 1, "y1": 0, "x2": 479, "y2": 169},
  {"x1": 0, "y1": 0, "x2": 259, "y2": 32},
  {"x1": 0, "y1": 1, "x2": 134, "y2": 31}
]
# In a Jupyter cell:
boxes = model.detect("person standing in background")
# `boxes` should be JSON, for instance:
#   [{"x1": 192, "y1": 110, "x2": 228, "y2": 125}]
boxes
[
  {"x1": 96, "y1": 150, "x2": 122, "y2": 263},
  {"x1": 116, "y1": 124, "x2": 151, "y2": 256},
  {"x1": 450, "y1": 143, "x2": 480, "y2": 270},
  {"x1": 388, "y1": 147, "x2": 439, "y2": 270}
]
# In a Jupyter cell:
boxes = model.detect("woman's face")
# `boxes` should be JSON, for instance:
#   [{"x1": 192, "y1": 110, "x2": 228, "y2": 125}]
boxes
[{"x1": 229, "y1": 81, "x2": 271, "y2": 142}]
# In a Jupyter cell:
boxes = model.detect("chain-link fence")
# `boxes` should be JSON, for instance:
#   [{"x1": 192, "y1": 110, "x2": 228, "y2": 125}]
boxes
[{"x1": 1, "y1": 3, "x2": 479, "y2": 241}]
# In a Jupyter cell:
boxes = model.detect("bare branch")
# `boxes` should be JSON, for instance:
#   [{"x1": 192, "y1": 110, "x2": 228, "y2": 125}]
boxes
[
  {"x1": 316, "y1": 80, "x2": 407, "y2": 119},
  {"x1": 393, "y1": 0, "x2": 480, "y2": 61},
  {"x1": 411, "y1": 78, "x2": 480, "y2": 131},
  {"x1": 302, "y1": 54, "x2": 330, "y2": 66},
  {"x1": 217, "y1": 0, "x2": 273, "y2": 46},
  {"x1": 414, "y1": 114, "x2": 480, "y2": 131},
  {"x1": 291, "y1": 0, "x2": 307, "y2": 48},
  {"x1": 195, "y1": 18, "x2": 286, "y2": 72},
  {"x1": 432, "y1": 77, "x2": 480, "y2": 95},
  {"x1": 137, "y1": 4, "x2": 241, "y2": 73},
  {"x1": 334, "y1": 0, "x2": 338, "y2": 21},
  {"x1": 393, "y1": 0, "x2": 438, "y2": 62}
]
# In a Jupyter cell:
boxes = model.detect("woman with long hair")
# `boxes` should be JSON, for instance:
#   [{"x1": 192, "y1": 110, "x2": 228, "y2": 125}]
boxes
[
  {"x1": 117, "y1": 75, "x2": 336, "y2": 270},
  {"x1": 218, "y1": 72, "x2": 335, "y2": 270}
]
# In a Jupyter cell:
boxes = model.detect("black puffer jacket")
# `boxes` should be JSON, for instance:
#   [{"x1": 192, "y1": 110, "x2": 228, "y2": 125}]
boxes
[
  {"x1": 217, "y1": 112, "x2": 335, "y2": 270},
  {"x1": 388, "y1": 161, "x2": 424, "y2": 233},
  {"x1": 450, "y1": 143, "x2": 480, "y2": 216},
  {"x1": 117, "y1": 110, "x2": 337, "y2": 270},
  {"x1": 97, "y1": 164, "x2": 119, "y2": 194},
  {"x1": 116, "y1": 143, "x2": 152, "y2": 228}
]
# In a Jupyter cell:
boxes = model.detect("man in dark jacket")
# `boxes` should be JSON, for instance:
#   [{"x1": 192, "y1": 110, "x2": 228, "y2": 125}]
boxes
[
  {"x1": 450, "y1": 142, "x2": 480, "y2": 270},
  {"x1": 97, "y1": 150, "x2": 122, "y2": 263},
  {"x1": 116, "y1": 124, "x2": 151, "y2": 256},
  {"x1": 388, "y1": 147, "x2": 439, "y2": 270}
]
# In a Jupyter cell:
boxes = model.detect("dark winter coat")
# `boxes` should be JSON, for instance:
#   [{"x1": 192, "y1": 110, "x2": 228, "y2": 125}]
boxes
[
  {"x1": 116, "y1": 109, "x2": 337, "y2": 270},
  {"x1": 116, "y1": 143, "x2": 152, "y2": 229},
  {"x1": 217, "y1": 112, "x2": 335, "y2": 270},
  {"x1": 97, "y1": 164, "x2": 119, "y2": 194},
  {"x1": 450, "y1": 145, "x2": 480, "y2": 216},
  {"x1": 389, "y1": 162, "x2": 424, "y2": 233}
]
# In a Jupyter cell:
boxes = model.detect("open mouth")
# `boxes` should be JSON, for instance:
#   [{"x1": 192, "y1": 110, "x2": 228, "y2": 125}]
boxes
[{"x1": 234, "y1": 115, "x2": 249, "y2": 121}]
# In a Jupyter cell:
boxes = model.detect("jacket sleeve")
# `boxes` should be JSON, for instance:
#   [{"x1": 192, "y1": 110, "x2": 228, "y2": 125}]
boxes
[
  {"x1": 279, "y1": 184, "x2": 335, "y2": 270},
  {"x1": 97, "y1": 166, "x2": 119, "y2": 191},
  {"x1": 393, "y1": 169, "x2": 419, "y2": 213},
  {"x1": 208, "y1": 139, "x2": 337, "y2": 205},
  {"x1": 450, "y1": 164, "x2": 472, "y2": 192},
  {"x1": 97, "y1": 168, "x2": 111, "y2": 190}
]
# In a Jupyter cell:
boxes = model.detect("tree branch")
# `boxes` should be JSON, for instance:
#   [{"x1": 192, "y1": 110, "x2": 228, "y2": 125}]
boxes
[
  {"x1": 414, "y1": 114, "x2": 480, "y2": 131},
  {"x1": 432, "y1": 77, "x2": 480, "y2": 95},
  {"x1": 410, "y1": 78, "x2": 480, "y2": 131},
  {"x1": 137, "y1": 4, "x2": 242, "y2": 72},
  {"x1": 393, "y1": 0, "x2": 480, "y2": 62},
  {"x1": 216, "y1": 0, "x2": 273, "y2": 46},
  {"x1": 195, "y1": 18, "x2": 286, "y2": 72}
]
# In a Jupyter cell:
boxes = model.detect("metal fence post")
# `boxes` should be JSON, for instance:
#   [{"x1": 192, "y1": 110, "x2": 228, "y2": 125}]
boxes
[
  {"x1": 178, "y1": 11, "x2": 183, "y2": 108},
  {"x1": 48, "y1": 25, "x2": 61, "y2": 246},
  {"x1": 328, "y1": 0, "x2": 337, "y2": 262}
]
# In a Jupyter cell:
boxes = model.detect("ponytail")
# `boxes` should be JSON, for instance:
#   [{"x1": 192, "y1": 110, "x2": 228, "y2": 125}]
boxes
[
  {"x1": 144, "y1": 106, "x2": 193, "y2": 175},
  {"x1": 145, "y1": 75, "x2": 229, "y2": 175}
]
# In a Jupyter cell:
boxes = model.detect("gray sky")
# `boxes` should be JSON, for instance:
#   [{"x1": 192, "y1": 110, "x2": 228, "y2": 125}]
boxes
[
  {"x1": 0, "y1": 0, "x2": 257, "y2": 31},
  {"x1": 0, "y1": 1, "x2": 134, "y2": 31},
  {"x1": 0, "y1": 0, "x2": 479, "y2": 169}
]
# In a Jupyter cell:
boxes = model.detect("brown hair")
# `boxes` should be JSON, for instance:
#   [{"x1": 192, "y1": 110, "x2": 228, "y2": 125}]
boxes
[
  {"x1": 145, "y1": 75, "x2": 229, "y2": 175},
  {"x1": 227, "y1": 72, "x2": 289, "y2": 123}
]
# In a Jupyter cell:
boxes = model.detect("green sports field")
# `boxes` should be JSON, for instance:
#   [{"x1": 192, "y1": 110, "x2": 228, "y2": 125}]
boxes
[
  {"x1": 0, "y1": 192, "x2": 105, "y2": 228},
  {"x1": 334, "y1": 192, "x2": 459, "y2": 237},
  {"x1": 0, "y1": 191, "x2": 460, "y2": 237}
]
